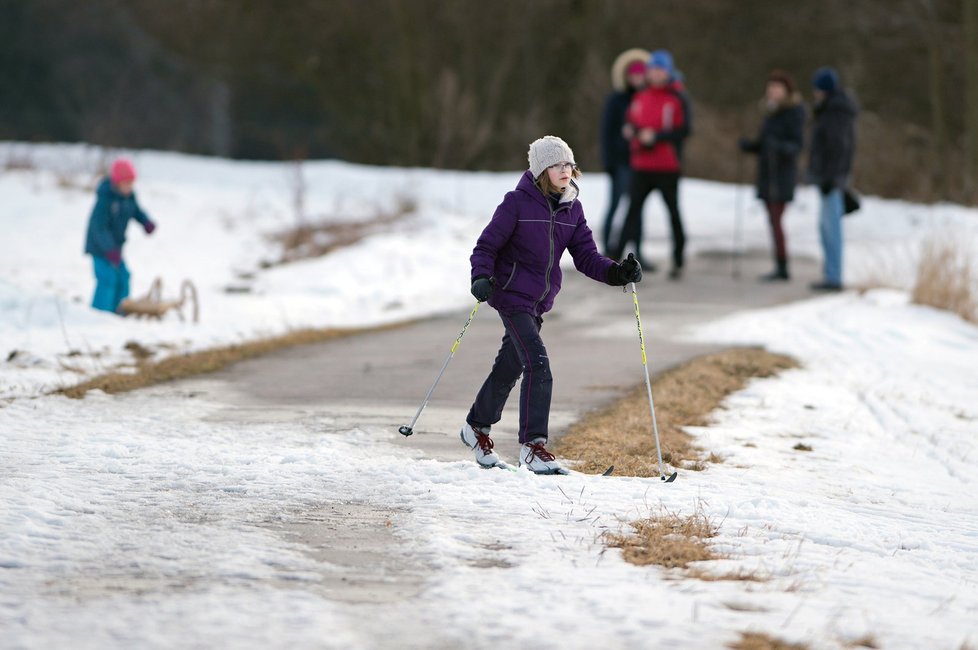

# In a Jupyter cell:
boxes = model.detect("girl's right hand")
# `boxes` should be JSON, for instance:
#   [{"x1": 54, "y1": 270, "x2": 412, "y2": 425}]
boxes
[
  {"x1": 638, "y1": 128, "x2": 657, "y2": 145},
  {"x1": 622, "y1": 124, "x2": 636, "y2": 140}
]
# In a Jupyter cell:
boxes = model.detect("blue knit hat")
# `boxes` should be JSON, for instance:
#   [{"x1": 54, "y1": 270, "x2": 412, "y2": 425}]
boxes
[
  {"x1": 649, "y1": 49, "x2": 674, "y2": 77},
  {"x1": 813, "y1": 66, "x2": 839, "y2": 92}
]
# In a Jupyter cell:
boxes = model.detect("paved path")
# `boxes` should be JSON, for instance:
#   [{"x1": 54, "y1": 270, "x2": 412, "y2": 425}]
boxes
[{"x1": 162, "y1": 251, "x2": 819, "y2": 611}]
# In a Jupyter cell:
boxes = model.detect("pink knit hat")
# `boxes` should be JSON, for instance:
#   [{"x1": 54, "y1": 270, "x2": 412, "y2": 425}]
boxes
[
  {"x1": 110, "y1": 158, "x2": 136, "y2": 184},
  {"x1": 626, "y1": 60, "x2": 646, "y2": 75}
]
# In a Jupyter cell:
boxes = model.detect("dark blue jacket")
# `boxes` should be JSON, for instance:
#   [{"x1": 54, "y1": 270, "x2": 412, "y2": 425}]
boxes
[
  {"x1": 471, "y1": 171, "x2": 615, "y2": 316},
  {"x1": 84, "y1": 178, "x2": 152, "y2": 257},
  {"x1": 742, "y1": 96, "x2": 806, "y2": 202},
  {"x1": 600, "y1": 89, "x2": 636, "y2": 172},
  {"x1": 809, "y1": 89, "x2": 859, "y2": 189}
]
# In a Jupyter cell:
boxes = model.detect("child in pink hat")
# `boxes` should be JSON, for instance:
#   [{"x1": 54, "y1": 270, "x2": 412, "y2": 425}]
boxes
[{"x1": 83, "y1": 158, "x2": 157, "y2": 313}]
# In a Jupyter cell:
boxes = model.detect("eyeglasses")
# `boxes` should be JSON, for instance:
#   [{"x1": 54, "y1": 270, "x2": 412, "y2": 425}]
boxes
[{"x1": 548, "y1": 162, "x2": 578, "y2": 172}]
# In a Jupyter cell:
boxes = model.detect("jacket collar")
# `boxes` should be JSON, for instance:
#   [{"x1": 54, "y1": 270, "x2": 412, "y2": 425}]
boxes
[{"x1": 516, "y1": 170, "x2": 579, "y2": 208}]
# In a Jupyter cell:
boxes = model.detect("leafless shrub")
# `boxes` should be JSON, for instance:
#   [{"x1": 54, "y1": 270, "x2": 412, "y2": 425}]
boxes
[
  {"x1": 911, "y1": 233, "x2": 978, "y2": 323},
  {"x1": 266, "y1": 195, "x2": 417, "y2": 267}
]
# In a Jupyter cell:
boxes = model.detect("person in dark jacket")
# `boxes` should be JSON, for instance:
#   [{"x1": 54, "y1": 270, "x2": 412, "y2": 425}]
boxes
[
  {"x1": 84, "y1": 158, "x2": 157, "y2": 313},
  {"x1": 739, "y1": 70, "x2": 806, "y2": 281},
  {"x1": 599, "y1": 48, "x2": 648, "y2": 255},
  {"x1": 463, "y1": 136, "x2": 642, "y2": 474},
  {"x1": 614, "y1": 49, "x2": 692, "y2": 279},
  {"x1": 808, "y1": 66, "x2": 858, "y2": 291}
]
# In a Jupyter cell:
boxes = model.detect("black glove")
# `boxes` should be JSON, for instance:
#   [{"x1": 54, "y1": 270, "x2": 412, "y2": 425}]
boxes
[
  {"x1": 737, "y1": 136, "x2": 754, "y2": 152},
  {"x1": 819, "y1": 180, "x2": 835, "y2": 195},
  {"x1": 471, "y1": 276, "x2": 495, "y2": 302},
  {"x1": 607, "y1": 253, "x2": 642, "y2": 286}
]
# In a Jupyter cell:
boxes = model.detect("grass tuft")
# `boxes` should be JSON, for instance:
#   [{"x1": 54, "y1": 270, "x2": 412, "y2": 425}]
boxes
[
  {"x1": 911, "y1": 234, "x2": 977, "y2": 323},
  {"x1": 604, "y1": 506, "x2": 719, "y2": 569},
  {"x1": 555, "y1": 348, "x2": 799, "y2": 477},
  {"x1": 729, "y1": 632, "x2": 811, "y2": 650}
]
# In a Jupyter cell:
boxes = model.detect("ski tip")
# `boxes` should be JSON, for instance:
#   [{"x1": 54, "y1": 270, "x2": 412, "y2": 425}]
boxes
[
  {"x1": 661, "y1": 471, "x2": 678, "y2": 483},
  {"x1": 601, "y1": 465, "x2": 615, "y2": 476}
]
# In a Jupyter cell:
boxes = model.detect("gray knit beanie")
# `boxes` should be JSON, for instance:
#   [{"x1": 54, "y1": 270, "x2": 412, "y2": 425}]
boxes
[{"x1": 527, "y1": 136, "x2": 575, "y2": 178}]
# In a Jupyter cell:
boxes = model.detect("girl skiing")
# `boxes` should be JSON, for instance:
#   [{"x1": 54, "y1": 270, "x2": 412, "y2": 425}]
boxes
[{"x1": 462, "y1": 135, "x2": 642, "y2": 474}]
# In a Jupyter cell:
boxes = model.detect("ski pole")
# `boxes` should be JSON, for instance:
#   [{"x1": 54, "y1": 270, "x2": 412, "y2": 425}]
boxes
[
  {"x1": 398, "y1": 301, "x2": 481, "y2": 436},
  {"x1": 629, "y1": 282, "x2": 678, "y2": 482}
]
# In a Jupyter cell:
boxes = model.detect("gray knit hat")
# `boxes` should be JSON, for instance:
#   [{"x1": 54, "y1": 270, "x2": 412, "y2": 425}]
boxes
[{"x1": 528, "y1": 135, "x2": 575, "y2": 178}]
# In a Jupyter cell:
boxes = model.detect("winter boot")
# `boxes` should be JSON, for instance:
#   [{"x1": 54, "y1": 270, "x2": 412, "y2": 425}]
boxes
[
  {"x1": 519, "y1": 438, "x2": 564, "y2": 475},
  {"x1": 460, "y1": 423, "x2": 500, "y2": 468},
  {"x1": 760, "y1": 259, "x2": 790, "y2": 282}
]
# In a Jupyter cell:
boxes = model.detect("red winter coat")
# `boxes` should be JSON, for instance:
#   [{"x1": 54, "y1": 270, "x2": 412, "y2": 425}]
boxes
[{"x1": 626, "y1": 83, "x2": 688, "y2": 173}]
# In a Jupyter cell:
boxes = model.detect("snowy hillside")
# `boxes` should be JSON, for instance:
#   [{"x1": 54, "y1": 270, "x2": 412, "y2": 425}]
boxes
[{"x1": 2, "y1": 142, "x2": 976, "y2": 400}]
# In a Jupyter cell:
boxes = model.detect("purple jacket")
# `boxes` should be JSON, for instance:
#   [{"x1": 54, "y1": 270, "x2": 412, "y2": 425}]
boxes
[{"x1": 471, "y1": 171, "x2": 615, "y2": 316}]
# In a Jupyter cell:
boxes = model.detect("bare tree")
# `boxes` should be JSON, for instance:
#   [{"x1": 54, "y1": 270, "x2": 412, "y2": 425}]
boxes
[
  {"x1": 908, "y1": 0, "x2": 949, "y2": 195},
  {"x1": 965, "y1": 0, "x2": 978, "y2": 200}
]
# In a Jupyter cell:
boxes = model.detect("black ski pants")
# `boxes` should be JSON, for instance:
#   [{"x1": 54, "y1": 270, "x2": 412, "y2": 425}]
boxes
[
  {"x1": 467, "y1": 311, "x2": 551, "y2": 444},
  {"x1": 615, "y1": 171, "x2": 685, "y2": 269}
]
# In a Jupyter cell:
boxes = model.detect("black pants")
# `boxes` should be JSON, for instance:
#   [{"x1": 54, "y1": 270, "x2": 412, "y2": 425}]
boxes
[
  {"x1": 615, "y1": 171, "x2": 685, "y2": 269},
  {"x1": 602, "y1": 164, "x2": 632, "y2": 254},
  {"x1": 467, "y1": 311, "x2": 551, "y2": 444}
]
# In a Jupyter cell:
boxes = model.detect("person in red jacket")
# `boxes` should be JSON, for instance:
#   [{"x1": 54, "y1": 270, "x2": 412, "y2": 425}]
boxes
[{"x1": 613, "y1": 49, "x2": 691, "y2": 279}]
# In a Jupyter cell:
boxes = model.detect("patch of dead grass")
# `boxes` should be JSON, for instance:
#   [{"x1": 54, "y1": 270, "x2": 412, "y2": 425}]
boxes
[
  {"x1": 55, "y1": 323, "x2": 407, "y2": 399},
  {"x1": 555, "y1": 348, "x2": 799, "y2": 477},
  {"x1": 604, "y1": 505, "x2": 768, "y2": 582},
  {"x1": 604, "y1": 506, "x2": 719, "y2": 569},
  {"x1": 729, "y1": 632, "x2": 810, "y2": 650},
  {"x1": 266, "y1": 196, "x2": 417, "y2": 267},
  {"x1": 911, "y1": 234, "x2": 978, "y2": 323}
]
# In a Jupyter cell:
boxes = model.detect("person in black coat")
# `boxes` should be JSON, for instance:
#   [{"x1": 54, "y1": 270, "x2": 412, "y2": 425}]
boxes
[
  {"x1": 808, "y1": 66, "x2": 859, "y2": 291},
  {"x1": 739, "y1": 70, "x2": 806, "y2": 281},
  {"x1": 599, "y1": 48, "x2": 648, "y2": 255}
]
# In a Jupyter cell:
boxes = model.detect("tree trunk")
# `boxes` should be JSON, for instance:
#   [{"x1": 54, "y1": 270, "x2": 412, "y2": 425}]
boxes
[{"x1": 965, "y1": 0, "x2": 978, "y2": 201}]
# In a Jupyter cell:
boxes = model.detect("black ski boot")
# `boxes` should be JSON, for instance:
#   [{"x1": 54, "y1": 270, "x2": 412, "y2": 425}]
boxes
[{"x1": 760, "y1": 259, "x2": 789, "y2": 282}]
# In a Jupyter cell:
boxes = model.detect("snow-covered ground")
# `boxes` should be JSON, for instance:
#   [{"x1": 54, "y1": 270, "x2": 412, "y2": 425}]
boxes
[
  {"x1": 2, "y1": 142, "x2": 976, "y2": 399},
  {"x1": 2, "y1": 143, "x2": 978, "y2": 649}
]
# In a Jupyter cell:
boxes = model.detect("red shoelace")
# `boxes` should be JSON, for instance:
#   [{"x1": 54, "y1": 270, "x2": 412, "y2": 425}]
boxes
[
  {"x1": 473, "y1": 429, "x2": 495, "y2": 454},
  {"x1": 526, "y1": 442, "x2": 555, "y2": 461}
]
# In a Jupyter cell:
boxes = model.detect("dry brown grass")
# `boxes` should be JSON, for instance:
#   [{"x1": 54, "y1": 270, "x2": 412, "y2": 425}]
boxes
[
  {"x1": 729, "y1": 632, "x2": 811, "y2": 650},
  {"x1": 845, "y1": 635, "x2": 880, "y2": 649},
  {"x1": 604, "y1": 506, "x2": 719, "y2": 569},
  {"x1": 604, "y1": 505, "x2": 768, "y2": 581},
  {"x1": 911, "y1": 234, "x2": 978, "y2": 323},
  {"x1": 555, "y1": 348, "x2": 799, "y2": 477},
  {"x1": 55, "y1": 323, "x2": 405, "y2": 399},
  {"x1": 266, "y1": 196, "x2": 417, "y2": 267}
]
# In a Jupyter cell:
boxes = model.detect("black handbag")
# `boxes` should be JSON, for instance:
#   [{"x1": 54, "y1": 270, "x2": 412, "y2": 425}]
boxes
[{"x1": 843, "y1": 187, "x2": 861, "y2": 215}]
